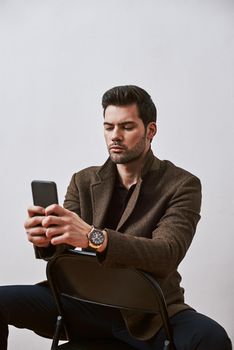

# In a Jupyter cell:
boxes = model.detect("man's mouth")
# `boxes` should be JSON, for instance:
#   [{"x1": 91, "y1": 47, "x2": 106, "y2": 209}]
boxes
[{"x1": 109, "y1": 145, "x2": 126, "y2": 152}]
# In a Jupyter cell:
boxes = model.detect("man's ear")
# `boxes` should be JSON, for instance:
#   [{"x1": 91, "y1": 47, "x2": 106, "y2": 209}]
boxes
[{"x1": 146, "y1": 122, "x2": 157, "y2": 141}]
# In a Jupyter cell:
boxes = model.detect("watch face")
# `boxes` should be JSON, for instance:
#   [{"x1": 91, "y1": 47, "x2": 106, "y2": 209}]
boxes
[{"x1": 89, "y1": 229, "x2": 105, "y2": 246}]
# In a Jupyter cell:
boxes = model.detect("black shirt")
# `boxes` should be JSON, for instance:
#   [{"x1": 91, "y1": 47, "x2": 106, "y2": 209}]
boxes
[{"x1": 104, "y1": 179, "x2": 136, "y2": 230}]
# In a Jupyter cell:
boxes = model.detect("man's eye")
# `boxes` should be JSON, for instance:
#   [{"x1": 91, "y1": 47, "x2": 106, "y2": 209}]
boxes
[
  {"x1": 105, "y1": 127, "x2": 114, "y2": 131},
  {"x1": 123, "y1": 126, "x2": 134, "y2": 130}
]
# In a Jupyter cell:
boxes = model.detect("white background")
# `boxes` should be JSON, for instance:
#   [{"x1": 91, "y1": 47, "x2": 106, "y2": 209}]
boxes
[{"x1": 0, "y1": 0, "x2": 233, "y2": 348}]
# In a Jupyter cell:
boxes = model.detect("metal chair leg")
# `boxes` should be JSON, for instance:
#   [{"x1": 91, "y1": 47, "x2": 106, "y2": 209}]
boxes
[
  {"x1": 163, "y1": 340, "x2": 170, "y2": 350},
  {"x1": 51, "y1": 315, "x2": 63, "y2": 350}
]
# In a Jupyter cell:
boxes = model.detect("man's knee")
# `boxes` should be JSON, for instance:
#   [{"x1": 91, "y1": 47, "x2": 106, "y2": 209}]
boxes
[
  {"x1": 204, "y1": 326, "x2": 231, "y2": 349},
  {"x1": 194, "y1": 317, "x2": 232, "y2": 350},
  {"x1": 0, "y1": 286, "x2": 12, "y2": 321},
  {"x1": 171, "y1": 311, "x2": 232, "y2": 350}
]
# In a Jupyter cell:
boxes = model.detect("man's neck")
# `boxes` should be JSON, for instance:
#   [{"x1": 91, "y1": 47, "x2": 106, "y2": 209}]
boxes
[{"x1": 116, "y1": 147, "x2": 150, "y2": 189}]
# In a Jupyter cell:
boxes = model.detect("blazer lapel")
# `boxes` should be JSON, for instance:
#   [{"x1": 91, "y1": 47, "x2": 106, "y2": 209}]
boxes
[{"x1": 90, "y1": 160, "x2": 116, "y2": 228}]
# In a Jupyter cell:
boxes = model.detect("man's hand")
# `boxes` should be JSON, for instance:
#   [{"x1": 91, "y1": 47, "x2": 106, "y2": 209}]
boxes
[
  {"x1": 41, "y1": 204, "x2": 91, "y2": 248},
  {"x1": 24, "y1": 206, "x2": 51, "y2": 248}
]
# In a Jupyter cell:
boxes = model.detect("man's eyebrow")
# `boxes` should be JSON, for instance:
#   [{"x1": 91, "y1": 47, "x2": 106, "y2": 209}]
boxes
[
  {"x1": 103, "y1": 122, "x2": 113, "y2": 126},
  {"x1": 103, "y1": 121, "x2": 137, "y2": 126}
]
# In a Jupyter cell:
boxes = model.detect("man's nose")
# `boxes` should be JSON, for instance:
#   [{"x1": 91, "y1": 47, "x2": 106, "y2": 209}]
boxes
[{"x1": 111, "y1": 127, "x2": 123, "y2": 141}]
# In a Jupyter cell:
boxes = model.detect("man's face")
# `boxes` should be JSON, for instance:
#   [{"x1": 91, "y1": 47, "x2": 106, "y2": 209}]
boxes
[{"x1": 103, "y1": 104, "x2": 151, "y2": 164}]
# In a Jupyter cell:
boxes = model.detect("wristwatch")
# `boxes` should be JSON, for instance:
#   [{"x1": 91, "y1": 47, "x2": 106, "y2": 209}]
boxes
[{"x1": 87, "y1": 227, "x2": 105, "y2": 249}]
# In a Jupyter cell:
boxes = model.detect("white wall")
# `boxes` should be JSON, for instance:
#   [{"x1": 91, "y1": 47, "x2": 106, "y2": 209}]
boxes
[{"x1": 0, "y1": 0, "x2": 233, "y2": 348}]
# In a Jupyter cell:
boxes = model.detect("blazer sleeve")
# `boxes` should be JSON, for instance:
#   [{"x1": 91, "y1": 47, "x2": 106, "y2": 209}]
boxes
[
  {"x1": 97, "y1": 174, "x2": 202, "y2": 278},
  {"x1": 63, "y1": 173, "x2": 81, "y2": 215}
]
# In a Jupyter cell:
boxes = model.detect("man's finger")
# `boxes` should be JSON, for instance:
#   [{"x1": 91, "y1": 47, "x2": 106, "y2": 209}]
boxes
[
  {"x1": 26, "y1": 226, "x2": 47, "y2": 237},
  {"x1": 24, "y1": 215, "x2": 44, "y2": 229},
  {"x1": 50, "y1": 233, "x2": 68, "y2": 245},
  {"x1": 41, "y1": 215, "x2": 64, "y2": 228},
  {"x1": 28, "y1": 234, "x2": 51, "y2": 247},
  {"x1": 44, "y1": 204, "x2": 68, "y2": 216},
  {"x1": 27, "y1": 205, "x2": 45, "y2": 218}
]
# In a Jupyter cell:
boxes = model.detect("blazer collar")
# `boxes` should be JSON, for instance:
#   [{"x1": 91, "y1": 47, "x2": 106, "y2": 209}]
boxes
[{"x1": 141, "y1": 148, "x2": 160, "y2": 177}]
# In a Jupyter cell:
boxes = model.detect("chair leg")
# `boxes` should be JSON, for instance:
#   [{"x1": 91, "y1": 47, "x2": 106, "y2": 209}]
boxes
[
  {"x1": 163, "y1": 339, "x2": 176, "y2": 350},
  {"x1": 51, "y1": 315, "x2": 63, "y2": 350}
]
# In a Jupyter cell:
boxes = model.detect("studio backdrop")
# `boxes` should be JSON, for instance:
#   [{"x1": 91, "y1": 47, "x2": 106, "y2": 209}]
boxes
[{"x1": 0, "y1": 1, "x2": 233, "y2": 348}]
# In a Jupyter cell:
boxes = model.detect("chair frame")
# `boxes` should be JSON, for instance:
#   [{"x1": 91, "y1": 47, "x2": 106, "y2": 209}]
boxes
[{"x1": 46, "y1": 249, "x2": 176, "y2": 350}]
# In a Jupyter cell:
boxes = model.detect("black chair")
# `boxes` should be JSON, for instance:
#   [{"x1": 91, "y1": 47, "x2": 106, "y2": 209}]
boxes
[{"x1": 46, "y1": 249, "x2": 176, "y2": 350}]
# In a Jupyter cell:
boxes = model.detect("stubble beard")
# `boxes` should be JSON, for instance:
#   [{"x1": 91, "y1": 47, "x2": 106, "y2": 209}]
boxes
[{"x1": 108, "y1": 136, "x2": 147, "y2": 164}]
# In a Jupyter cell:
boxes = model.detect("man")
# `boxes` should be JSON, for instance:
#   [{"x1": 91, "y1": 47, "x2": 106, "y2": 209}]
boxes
[{"x1": 0, "y1": 85, "x2": 231, "y2": 349}]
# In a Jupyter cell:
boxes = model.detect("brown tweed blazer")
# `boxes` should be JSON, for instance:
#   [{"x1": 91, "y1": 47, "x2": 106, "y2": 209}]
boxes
[{"x1": 60, "y1": 149, "x2": 201, "y2": 340}]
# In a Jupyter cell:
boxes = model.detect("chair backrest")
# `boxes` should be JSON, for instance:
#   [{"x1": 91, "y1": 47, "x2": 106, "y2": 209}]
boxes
[{"x1": 46, "y1": 249, "x2": 174, "y2": 349}]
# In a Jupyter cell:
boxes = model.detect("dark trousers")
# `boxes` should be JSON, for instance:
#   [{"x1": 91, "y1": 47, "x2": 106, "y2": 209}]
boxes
[{"x1": 0, "y1": 284, "x2": 232, "y2": 350}]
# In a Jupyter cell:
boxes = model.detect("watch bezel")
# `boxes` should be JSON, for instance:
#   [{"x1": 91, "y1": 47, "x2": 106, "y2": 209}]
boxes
[{"x1": 88, "y1": 227, "x2": 105, "y2": 249}]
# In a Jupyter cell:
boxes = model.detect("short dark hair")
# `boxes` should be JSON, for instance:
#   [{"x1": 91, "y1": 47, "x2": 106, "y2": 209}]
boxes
[{"x1": 102, "y1": 85, "x2": 157, "y2": 127}]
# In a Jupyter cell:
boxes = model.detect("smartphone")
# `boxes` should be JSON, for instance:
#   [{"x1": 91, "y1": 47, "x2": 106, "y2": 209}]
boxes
[{"x1": 31, "y1": 180, "x2": 58, "y2": 208}]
